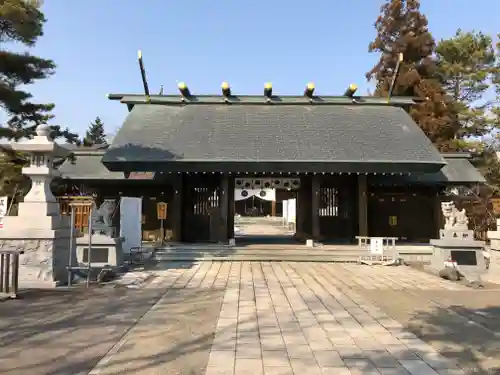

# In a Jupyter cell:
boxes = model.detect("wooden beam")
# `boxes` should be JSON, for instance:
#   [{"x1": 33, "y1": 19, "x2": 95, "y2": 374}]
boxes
[
  {"x1": 357, "y1": 174, "x2": 368, "y2": 236},
  {"x1": 312, "y1": 175, "x2": 321, "y2": 241},
  {"x1": 220, "y1": 174, "x2": 230, "y2": 243},
  {"x1": 114, "y1": 94, "x2": 419, "y2": 107},
  {"x1": 171, "y1": 175, "x2": 183, "y2": 241}
]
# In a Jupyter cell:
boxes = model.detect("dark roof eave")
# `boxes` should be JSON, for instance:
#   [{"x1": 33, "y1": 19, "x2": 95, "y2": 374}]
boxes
[
  {"x1": 102, "y1": 160, "x2": 445, "y2": 174},
  {"x1": 107, "y1": 93, "x2": 421, "y2": 107}
]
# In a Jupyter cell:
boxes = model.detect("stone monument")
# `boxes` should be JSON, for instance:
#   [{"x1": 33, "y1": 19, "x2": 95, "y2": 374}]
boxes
[
  {"x1": 75, "y1": 198, "x2": 124, "y2": 269},
  {"x1": 428, "y1": 201, "x2": 487, "y2": 282},
  {"x1": 0, "y1": 125, "x2": 77, "y2": 288}
]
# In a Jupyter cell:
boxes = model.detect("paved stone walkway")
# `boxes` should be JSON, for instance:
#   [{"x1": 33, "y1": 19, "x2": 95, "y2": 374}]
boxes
[
  {"x1": 2, "y1": 261, "x2": 494, "y2": 374},
  {"x1": 88, "y1": 262, "x2": 472, "y2": 375},
  {"x1": 205, "y1": 262, "x2": 466, "y2": 375}
]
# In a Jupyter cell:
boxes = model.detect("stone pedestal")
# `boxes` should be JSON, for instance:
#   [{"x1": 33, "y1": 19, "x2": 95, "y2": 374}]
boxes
[
  {"x1": 0, "y1": 125, "x2": 77, "y2": 288},
  {"x1": 73, "y1": 199, "x2": 124, "y2": 269},
  {"x1": 487, "y1": 219, "x2": 500, "y2": 251},
  {"x1": 429, "y1": 231, "x2": 486, "y2": 282},
  {"x1": 427, "y1": 201, "x2": 487, "y2": 282},
  {"x1": 76, "y1": 234, "x2": 124, "y2": 268}
]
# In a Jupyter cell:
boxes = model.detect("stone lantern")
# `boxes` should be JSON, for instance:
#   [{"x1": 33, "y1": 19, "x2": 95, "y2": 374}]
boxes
[{"x1": 0, "y1": 124, "x2": 77, "y2": 287}]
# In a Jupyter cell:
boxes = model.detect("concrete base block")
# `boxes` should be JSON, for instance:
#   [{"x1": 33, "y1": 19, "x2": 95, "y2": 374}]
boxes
[{"x1": 0, "y1": 236, "x2": 76, "y2": 289}]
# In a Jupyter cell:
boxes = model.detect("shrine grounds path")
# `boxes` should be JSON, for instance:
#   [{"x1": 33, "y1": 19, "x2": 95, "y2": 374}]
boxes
[{"x1": 1, "y1": 262, "x2": 500, "y2": 375}]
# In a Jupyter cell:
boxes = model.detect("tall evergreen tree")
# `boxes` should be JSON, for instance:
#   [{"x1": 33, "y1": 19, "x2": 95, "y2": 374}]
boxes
[
  {"x1": 435, "y1": 30, "x2": 499, "y2": 140},
  {"x1": 493, "y1": 35, "x2": 500, "y2": 132},
  {"x1": 0, "y1": 0, "x2": 77, "y2": 198},
  {"x1": 83, "y1": 117, "x2": 107, "y2": 146},
  {"x1": 366, "y1": 0, "x2": 460, "y2": 151},
  {"x1": 0, "y1": 0, "x2": 78, "y2": 142}
]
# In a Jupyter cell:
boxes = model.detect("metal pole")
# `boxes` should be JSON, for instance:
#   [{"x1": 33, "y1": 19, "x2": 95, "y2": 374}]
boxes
[
  {"x1": 67, "y1": 205, "x2": 75, "y2": 287},
  {"x1": 6, "y1": 184, "x2": 18, "y2": 216},
  {"x1": 86, "y1": 205, "x2": 93, "y2": 288}
]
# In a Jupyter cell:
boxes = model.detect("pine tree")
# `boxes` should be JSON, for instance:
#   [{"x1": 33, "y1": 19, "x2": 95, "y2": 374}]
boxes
[
  {"x1": 436, "y1": 30, "x2": 499, "y2": 140},
  {"x1": 366, "y1": 0, "x2": 460, "y2": 151},
  {"x1": 83, "y1": 117, "x2": 107, "y2": 146},
  {"x1": 0, "y1": 0, "x2": 77, "y2": 199},
  {"x1": 492, "y1": 35, "x2": 500, "y2": 131},
  {"x1": 0, "y1": 0, "x2": 78, "y2": 142}
]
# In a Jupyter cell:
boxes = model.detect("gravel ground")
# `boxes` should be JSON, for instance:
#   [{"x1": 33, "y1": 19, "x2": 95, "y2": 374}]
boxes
[{"x1": 0, "y1": 287, "x2": 165, "y2": 375}]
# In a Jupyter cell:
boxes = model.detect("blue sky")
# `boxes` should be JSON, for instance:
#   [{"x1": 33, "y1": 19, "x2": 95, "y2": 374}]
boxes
[{"x1": 5, "y1": 0, "x2": 500, "y2": 137}]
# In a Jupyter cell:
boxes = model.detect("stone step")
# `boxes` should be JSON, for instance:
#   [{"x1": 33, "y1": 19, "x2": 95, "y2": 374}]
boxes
[
  {"x1": 154, "y1": 249, "x2": 369, "y2": 257},
  {"x1": 153, "y1": 247, "x2": 433, "y2": 263},
  {"x1": 154, "y1": 254, "x2": 361, "y2": 262},
  {"x1": 153, "y1": 247, "x2": 368, "y2": 262}
]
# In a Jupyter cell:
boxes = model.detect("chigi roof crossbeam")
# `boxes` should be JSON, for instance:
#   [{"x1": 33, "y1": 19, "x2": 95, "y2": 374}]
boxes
[
  {"x1": 107, "y1": 93, "x2": 418, "y2": 106},
  {"x1": 107, "y1": 50, "x2": 420, "y2": 107}
]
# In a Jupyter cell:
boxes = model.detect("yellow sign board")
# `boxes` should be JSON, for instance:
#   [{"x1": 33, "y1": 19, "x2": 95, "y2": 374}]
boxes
[
  {"x1": 157, "y1": 202, "x2": 168, "y2": 220},
  {"x1": 389, "y1": 215, "x2": 398, "y2": 226}
]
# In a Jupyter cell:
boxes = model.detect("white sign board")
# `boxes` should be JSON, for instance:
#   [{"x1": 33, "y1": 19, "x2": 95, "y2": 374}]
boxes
[
  {"x1": 282, "y1": 200, "x2": 289, "y2": 223},
  {"x1": 120, "y1": 197, "x2": 142, "y2": 253},
  {"x1": 287, "y1": 198, "x2": 296, "y2": 224},
  {"x1": 370, "y1": 237, "x2": 384, "y2": 254},
  {"x1": 0, "y1": 196, "x2": 7, "y2": 229}
]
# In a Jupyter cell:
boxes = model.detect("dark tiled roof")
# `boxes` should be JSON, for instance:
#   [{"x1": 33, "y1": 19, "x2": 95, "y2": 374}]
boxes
[
  {"x1": 58, "y1": 151, "x2": 123, "y2": 180},
  {"x1": 371, "y1": 154, "x2": 485, "y2": 185},
  {"x1": 102, "y1": 104, "x2": 444, "y2": 172},
  {"x1": 413, "y1": 154, "x2": 485, "y2": 183}
]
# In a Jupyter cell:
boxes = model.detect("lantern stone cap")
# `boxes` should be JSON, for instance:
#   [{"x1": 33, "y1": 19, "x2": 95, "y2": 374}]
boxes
[{"x1": 10, "y1": 124, "x2": 70, "y2": 158}]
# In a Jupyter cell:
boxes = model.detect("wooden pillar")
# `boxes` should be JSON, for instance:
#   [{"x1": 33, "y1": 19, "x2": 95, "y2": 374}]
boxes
[
  {"x1": 271, "y1": 200, "x2": 276, "y2": 217},
  {"x1": 171, "y1": 175, "x2": 183, "y2": 241},
  {"x1": 227, "y1": 177, "x2": 235, "y2": 241},
  {"x1": 311, "y1": 175, "x2": 321, "y2": 241},
  {"x1": 220, "y1": 174, "x2": 230, "y2": 243},
  {"x1": 357, "y1": 174, "x2": 368, "y2": 236},
  {"x1": 296, "y1": 176, "x2": 312, "y2": 241},
  {"x1": 435, "y1": 191, "x2": 442, "y2": 238},
  {"x1": 295, "y1": 187, "x2": 303, "y2": 240}
]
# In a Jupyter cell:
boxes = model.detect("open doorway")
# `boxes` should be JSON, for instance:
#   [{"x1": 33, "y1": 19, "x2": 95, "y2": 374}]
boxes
[{"x1": 233, "y1": 178, "x2": 299, "y2": 245}]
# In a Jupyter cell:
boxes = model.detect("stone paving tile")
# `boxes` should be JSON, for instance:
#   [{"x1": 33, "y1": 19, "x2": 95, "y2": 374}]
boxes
[
  {"x1": 377, "y1": 368, "x2": 411, "y2": 375},
  {"x1": 320, "y1": 367, "x2": 353, "y2": 375},
  {"x1": 343, "y1": 358, "x2": 379, "y2": 371},
  {"x1": 313, "y1": 350, "x2": 344, "y2": 367},
  {"x1": 262, "y1": 350, "x2": 290, "y2": 367},
  {"x1": 399, "y1": 359, "x2": 441, "y2": 374},
  {"x1": 235, "y1": 358, "x2": 264, "y2": 375},
  {"x1": 263, "y1": 366, "x2": 294, "y2": 375}
]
